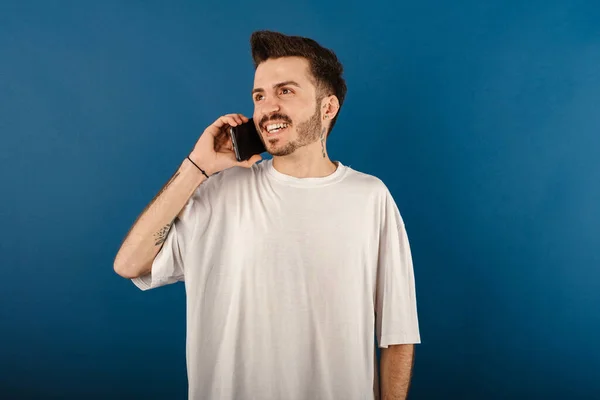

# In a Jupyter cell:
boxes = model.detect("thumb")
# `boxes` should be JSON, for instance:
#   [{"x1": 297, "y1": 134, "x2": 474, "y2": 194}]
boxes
[{"x1": 239, "y1": 154, "x2": 263, "y2": 168}]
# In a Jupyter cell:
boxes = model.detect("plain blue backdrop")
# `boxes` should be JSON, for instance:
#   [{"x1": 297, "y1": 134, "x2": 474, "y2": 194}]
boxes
[{"x1": 1, "y1": 1, "x2": 599, "y2": 398}]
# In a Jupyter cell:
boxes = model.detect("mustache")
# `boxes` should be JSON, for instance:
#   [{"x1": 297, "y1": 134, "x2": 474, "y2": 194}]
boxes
[{"x1": 259, "y1": 113, "x2": 292, "y2": 129}]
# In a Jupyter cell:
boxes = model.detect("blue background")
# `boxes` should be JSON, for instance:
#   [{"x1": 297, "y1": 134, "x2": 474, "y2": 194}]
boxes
[{"x1": 2, "y1": 1, "x2": 599, "y2": 398}]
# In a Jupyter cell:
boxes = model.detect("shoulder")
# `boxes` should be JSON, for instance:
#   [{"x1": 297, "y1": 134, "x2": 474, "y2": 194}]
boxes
[
  {"x1": 193, "y1": 160, "x2": 267, "y2": 197},
  {"x1": 341, "y1": 164, "x2": 392, "y2": 198},
  {"x1": 340, "y1": 165, "x2": 405, "y2": 221},
  {"x1": 217, "y1": 160, "x2": 268, "y2": 185}
]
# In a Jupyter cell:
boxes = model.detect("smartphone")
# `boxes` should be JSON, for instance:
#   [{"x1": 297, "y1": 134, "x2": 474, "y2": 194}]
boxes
[{"x1": 229, "y1": 118, "x2": 266, "y2": 162}]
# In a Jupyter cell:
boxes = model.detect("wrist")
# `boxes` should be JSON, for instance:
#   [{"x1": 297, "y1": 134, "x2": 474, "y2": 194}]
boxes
[{"x1": 186, "y1": 155, "x2": 211, "y2": 178}]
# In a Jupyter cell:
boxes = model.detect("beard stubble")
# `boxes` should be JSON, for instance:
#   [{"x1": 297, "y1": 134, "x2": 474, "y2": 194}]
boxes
[{"x1": 267, "y1": 101, "x2": 322, "y2": 157}]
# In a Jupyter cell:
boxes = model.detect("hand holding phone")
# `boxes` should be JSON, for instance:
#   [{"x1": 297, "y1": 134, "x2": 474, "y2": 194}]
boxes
[
  {"x1": 189, "y1": 114, "x2": 262, "y2": 176},
  {"x1": 229, "y1": 118, "x2": 267, "y2": 162}
]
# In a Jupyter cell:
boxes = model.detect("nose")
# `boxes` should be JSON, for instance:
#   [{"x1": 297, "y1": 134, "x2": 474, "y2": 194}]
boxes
[{"x1": 261, "y1": 96, "x2": 281, "y2": 114}]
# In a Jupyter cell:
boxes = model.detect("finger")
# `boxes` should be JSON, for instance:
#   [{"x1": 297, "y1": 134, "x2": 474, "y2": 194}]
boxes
[
  {"x1": 231, "y1": 114, "x2": 244, "y2": 125},
  {"x1": 224, "y1": 115, "x2": 241, "y2": 127},
  {"x1": 226, "y1": 113, "x2": 248, "y2": 126},
  {"x1": 225, "y1": 114, "x2": 247, "y2": 125},
  {"x1": 211, "y1": 114, "x2": 238, "y2": 129},
  {"x1": 240, "y1": 154, "x2": 262, "y2": 168},
  {"x1": 211, "y1": 116, "x2": 227, "y2": 129}
]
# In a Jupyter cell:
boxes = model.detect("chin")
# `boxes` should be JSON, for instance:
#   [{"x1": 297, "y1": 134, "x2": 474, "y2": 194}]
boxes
[
  {"x1": 266, "y1": 136, "x2": 287, "y2": 147},
  {"x1": 267, "y1": 141, "x2": 299, "y2": 157}
]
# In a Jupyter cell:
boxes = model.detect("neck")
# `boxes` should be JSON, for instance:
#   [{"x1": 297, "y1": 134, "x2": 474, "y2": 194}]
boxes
[{"x1": 272, "y1": 142, "x2": 338, "y2": 178}]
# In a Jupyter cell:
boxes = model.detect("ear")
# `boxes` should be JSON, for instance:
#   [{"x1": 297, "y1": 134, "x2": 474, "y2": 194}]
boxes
[{"x1": 321, "y1": 95, "x2": 340, "y2": 121}]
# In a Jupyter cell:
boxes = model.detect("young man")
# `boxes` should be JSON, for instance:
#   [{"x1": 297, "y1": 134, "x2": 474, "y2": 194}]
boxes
[{"x1": 114, "y1": 30, "x2": 420, "y2": 400}]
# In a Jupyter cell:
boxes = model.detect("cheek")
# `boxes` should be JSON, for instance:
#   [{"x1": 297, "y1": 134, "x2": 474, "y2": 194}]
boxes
[
  {"x1": 252, "y1": 108, "x2": 262, "y2": 128},
  {"x1": 253, "y1": 103, "x2": 271, "y2": 118}
]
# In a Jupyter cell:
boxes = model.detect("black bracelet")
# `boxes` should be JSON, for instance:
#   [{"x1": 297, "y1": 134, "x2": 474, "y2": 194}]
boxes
[{"x1": 186, "y1": 156, "x2": 210, "y2": 179}]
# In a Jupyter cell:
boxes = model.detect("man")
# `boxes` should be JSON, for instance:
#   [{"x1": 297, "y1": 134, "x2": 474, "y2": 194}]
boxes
[{"x1": 114, "y1": 30, "x2": 420, "y2": 400}]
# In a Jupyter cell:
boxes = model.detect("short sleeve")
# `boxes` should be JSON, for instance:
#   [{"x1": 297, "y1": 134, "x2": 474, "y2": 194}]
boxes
[
  {"x1": 375, "y1": 189, "x2": 421, "y2": 347},
  {"x1": 132, "y1": 186, "x2": 209, "y2": 291}
]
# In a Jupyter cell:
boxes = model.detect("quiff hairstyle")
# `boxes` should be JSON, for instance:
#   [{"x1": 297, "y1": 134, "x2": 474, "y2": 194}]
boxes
[{"x1": 250, "y1": 30, "x2": 347, "y2": 136}]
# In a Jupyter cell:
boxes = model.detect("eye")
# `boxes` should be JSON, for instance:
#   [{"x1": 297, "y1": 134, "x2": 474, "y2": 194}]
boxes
[
  {"x1": 254, "y1": 93, "x2": 264, "y2": 102},
  {"x1": 280, "y1": 88, "x2": 294, "y2": 95}
]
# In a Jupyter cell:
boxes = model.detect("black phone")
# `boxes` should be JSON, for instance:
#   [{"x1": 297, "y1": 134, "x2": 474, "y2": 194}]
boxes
[{"x1": 229, "y1": 118, "x2": 266, "y2": 162}]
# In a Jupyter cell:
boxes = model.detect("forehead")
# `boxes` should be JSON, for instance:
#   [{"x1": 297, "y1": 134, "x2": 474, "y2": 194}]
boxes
[{"x1": 253, "y1": 56, "x2": 315, "y2": 90}]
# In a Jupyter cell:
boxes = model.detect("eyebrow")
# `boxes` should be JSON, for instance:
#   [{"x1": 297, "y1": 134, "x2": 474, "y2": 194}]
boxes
[{"x1": 252, "y1": 80, "x2": 301, "y2": 95}]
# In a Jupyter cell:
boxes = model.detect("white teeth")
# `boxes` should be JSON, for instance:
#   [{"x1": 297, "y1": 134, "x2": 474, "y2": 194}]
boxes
[{"x1": 266, "y1": 123, "x2": 289, "y2": 132}]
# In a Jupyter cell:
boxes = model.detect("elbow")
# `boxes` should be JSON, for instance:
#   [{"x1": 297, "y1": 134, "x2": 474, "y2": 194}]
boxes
[
  {"x1": 113, "y1": 257, "x2": 149, "y2": 279},
  {"x1": 113, "y1": 261, "x2": 136, "y2": 279},
  {"x1": 113, "y1": 263, "x2": 140, "y2": 279}
]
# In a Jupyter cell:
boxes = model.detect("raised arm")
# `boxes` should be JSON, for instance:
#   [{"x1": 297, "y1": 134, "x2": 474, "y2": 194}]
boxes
[
  {"x1": 113, "y1": 158, "x2": 206, "y2": 279},
  {"x1": 113, "y1": 113, "x2": 262, "y2": 279}
]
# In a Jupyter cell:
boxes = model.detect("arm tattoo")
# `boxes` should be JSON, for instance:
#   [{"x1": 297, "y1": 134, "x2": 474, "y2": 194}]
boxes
[
  {"x1": 320, "y1": 127, "x2": 327, "y2": 158},
  {"x1": 154, "y1": 221, "x2": 174, "y2": 246}
]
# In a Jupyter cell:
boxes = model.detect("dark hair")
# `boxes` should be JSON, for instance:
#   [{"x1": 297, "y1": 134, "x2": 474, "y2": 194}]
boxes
[{"x1": 250, "y1": 30, "x2": 347, "y2": 136}]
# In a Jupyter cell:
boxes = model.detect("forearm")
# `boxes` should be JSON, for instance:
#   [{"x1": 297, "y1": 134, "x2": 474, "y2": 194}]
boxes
[
  {"x1": 113, "y1": 157, "x2": 206, "y2": 278},
  {"x1": 380, "y1": 344, "x2": 415, "y2": 400}
]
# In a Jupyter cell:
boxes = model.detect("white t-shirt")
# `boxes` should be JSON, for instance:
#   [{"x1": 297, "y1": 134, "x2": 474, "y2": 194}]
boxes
[{"x1": 132, "y1": 159, "x2": 420, "y2": 400}]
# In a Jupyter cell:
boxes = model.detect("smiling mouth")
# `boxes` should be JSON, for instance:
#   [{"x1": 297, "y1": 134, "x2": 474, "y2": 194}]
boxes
[{"x1": 264, "y1": 122, "x2": 290, "y2": 135}]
